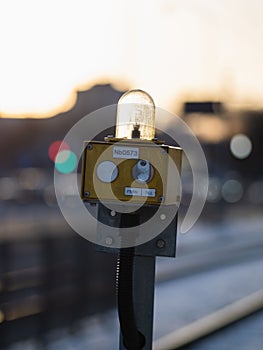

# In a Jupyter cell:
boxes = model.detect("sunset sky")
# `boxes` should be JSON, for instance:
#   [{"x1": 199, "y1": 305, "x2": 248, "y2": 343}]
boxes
[{"x1": 0, "y1": 0, "x2": 262, "y2": 118}]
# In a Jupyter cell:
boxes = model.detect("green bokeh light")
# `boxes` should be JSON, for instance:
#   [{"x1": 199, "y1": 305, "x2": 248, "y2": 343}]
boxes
[{"x1": 55, "y1": 150, "x2": 77, "y2": 174}]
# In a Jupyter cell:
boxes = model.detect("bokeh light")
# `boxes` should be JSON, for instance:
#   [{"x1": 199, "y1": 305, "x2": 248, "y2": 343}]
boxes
[
  {"x1": 230, "y1": 134, "x2": 252, "y2": 159},
  {"x1": 221, "y1": 179, "x2": 243, "y2": 203},
  {"x1": 48, "y1": 141, "x2": 70, "y2": 162},
  {"x1": 18, "y1": 168, "x2": 45, "y2": 190},
  {"x1": 55, "y1": 150, "x2": 77, "y2": 174},
  {"x1": 0, "y1": 177, "x2": 17, "y2": 200},
  {"x1": 206, "y1": 177, "x2": 221, "y2": 203},
  {"x1": 247, "y1": 181, "x2": 263, "y2": 205}
]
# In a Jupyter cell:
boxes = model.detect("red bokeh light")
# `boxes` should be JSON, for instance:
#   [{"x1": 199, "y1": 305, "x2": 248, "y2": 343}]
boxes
[{"x1": 48, "y1": 141, "x2": 70, "y2": 162}]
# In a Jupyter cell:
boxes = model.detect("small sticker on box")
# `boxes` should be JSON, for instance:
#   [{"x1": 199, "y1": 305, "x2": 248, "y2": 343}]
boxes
[
  {"x1": 125, "y1": 187, "x2": 142, "y2": 196},
  {"x1": 113, "y1": 146, "x2": 139, "y2": 159},
  {"x1": 141, "y1": 188, "x2": 156, "y2": 197},
  {"x1": 125, "y1": 187, "x2": 156, "y2": 197}
]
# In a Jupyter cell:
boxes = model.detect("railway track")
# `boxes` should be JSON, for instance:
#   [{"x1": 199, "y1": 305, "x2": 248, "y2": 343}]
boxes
[
  {"x1": 154, "y1": 288, "x2": 263, "y2": 350},
  {"x1": 1, "y1": 213, "x2": 263, "y2": 349},
  {"x1": 153, "y1": 234, "x2": 263, "y2": 350},
  {"x1": 156, "y1": 235, "x2": 263, "y2": 284}
]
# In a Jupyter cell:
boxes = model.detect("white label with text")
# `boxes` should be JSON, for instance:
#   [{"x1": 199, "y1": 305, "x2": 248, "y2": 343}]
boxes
[
  {"x1": 141, "y1": 188, "x2": 156, "y2": 197},
  {"x1": 125, "y1": 187, "x2": 156, "y2": 197},
  {"x1": 113, "y1": 146, "x2": 139, "y2": 159}
]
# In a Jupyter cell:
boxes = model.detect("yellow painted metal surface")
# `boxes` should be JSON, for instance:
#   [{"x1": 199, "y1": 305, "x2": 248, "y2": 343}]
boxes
[{"x1": 81, "y1": 140, "x2": 182, "y2": 205}]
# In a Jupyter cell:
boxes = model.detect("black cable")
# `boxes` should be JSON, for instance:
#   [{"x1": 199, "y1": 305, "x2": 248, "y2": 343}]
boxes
[{"x1": 116, "y1": 214, "x2": 145, "y2": 350}]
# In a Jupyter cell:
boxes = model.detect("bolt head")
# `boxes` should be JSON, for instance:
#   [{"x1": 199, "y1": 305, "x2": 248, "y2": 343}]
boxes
[
  {"x1": 105, "y1": 237, "x2": 113, "y2": 245},
  {"x1": 156, "y1": 239, "x2": 166, "y2": 249}
]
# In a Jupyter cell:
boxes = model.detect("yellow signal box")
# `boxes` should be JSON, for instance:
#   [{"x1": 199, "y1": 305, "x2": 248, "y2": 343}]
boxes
[{"x1": 81, "y1": 138, "x2": 182, "y2": 206}]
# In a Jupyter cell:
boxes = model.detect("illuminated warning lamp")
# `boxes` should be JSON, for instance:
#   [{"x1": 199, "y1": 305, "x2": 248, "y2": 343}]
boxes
[
  {"x1": 115, "y1": 89, "x2": 155, "y2": 140},
  {"x1": 81, "y1": 89, "x2": 182, "y2": 206}
]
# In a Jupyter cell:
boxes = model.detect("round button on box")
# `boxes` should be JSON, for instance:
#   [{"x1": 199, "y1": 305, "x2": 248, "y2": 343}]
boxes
[{"x1": 96, "y1": 161, "x2": 118, "y2": 183}]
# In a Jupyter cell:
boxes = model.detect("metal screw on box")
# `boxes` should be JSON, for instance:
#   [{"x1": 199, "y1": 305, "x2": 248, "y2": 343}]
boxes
[
  {"x1": 156, "y1": 239, "x2": 166, "y2": 249},
  {"x1": 105, "y1": 236, "x2": 113, "y2": 246}
]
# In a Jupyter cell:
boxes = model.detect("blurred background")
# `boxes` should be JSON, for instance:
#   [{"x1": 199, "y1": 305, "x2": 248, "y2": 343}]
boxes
[{"x1": 0, "y1": 0, "x2": 263, "y2": 349}]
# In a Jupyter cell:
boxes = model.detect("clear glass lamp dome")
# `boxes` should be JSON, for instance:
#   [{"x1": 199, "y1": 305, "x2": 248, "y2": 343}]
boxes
[{"x1": 115, "y1": 89, "x2": 155, "y2": 140}]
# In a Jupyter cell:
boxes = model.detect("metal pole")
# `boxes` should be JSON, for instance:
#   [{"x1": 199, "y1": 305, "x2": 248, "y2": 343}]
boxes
[{"x1": 119, "y1": 254, "x2": 156, "y2": 350}]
